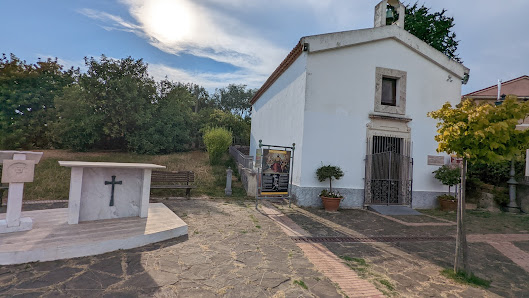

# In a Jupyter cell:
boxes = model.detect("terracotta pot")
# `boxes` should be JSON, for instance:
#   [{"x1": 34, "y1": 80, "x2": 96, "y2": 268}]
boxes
[
  {"x1": 321, "y1": 196, "x2": 342, "y2": 212},
  {"x1": 439, "y1": 198, "x2": 458, "y2": 211}
]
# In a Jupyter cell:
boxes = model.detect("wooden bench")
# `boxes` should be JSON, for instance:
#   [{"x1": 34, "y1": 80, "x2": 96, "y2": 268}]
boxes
[{"x1": 150, "y1": 170, "x2": 196, "y2": 197}]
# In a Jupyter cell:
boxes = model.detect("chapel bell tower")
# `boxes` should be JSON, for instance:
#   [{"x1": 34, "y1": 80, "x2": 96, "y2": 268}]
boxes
[{"x1": 374, "y1": 0, "x2": 405, "y2": 28}]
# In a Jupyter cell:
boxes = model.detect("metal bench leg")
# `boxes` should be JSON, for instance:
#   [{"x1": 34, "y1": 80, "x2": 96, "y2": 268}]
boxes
[{"x1": 186, "y1": 188, "x2": 191, "y2": 197}]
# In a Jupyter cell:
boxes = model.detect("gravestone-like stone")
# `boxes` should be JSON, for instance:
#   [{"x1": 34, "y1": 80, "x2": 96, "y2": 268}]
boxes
[{"x1": 0, "y1": 151, "x2": 43, "y2": 234}]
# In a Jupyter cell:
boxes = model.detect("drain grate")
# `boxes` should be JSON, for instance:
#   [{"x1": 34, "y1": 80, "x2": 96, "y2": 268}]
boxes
[{"x1": 291, "y1": 236, "x2": 454, "y2": 243}]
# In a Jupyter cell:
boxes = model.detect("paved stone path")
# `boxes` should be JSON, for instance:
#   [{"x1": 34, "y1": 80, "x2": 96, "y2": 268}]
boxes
[
  {"x1": 367, "y1": 210, "x2": 456, "y2": 227},
  {"x1": 0, "y1": 198, "x2": 344, "y2": 297},
  {"x1": 467, "y1": 234, "x2": 529, "y2": 274},
  {"x1": 275, "y1": 203, "x2": 501, "y2": 297},
  {"x1": 259, "y1": 203, "x2": 383, "y2": 297}
]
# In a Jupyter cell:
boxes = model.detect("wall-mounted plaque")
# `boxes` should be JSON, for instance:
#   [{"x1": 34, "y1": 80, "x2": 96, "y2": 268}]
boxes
[{"x1": 427, "y1": 155, "x2": 445, "y2": 166}]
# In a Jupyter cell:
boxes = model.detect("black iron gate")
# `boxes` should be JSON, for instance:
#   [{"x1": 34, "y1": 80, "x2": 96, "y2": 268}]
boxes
[{"x1": 364, "y1": 136, "x2": 413, "y2": 205}]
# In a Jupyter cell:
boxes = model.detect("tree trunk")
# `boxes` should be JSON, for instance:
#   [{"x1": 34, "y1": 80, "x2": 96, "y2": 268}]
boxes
[
  {"x1": 329, "y1": 179, "x2": 333, "y2": 193},
  {"x1": 454, "y1": 159, "x2": 470, "y2": 275}
]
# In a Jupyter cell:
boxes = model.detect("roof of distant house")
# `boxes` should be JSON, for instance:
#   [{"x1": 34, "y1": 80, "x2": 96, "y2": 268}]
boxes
[{"x1": 462, "y1": 75, "x2": 529, "y2": 99}]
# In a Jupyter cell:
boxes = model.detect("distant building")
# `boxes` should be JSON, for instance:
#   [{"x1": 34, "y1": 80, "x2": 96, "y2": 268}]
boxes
[
  {"x1": 249, "y1": 0, "x2": 469, "y2": 209},
  {"x1": 462, "y1": 75, "x2": 529, "y2": 105}
]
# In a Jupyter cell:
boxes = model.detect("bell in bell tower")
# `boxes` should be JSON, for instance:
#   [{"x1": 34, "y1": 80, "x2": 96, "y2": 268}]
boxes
[{"x1": 374, "y1": 0, "x2": 405, "y2": 28}]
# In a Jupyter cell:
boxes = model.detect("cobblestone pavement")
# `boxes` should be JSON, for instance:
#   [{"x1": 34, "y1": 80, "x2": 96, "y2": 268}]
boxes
[
  {"x1": 275, "y1": 204, "x2": 529, "y2": 297},
  {"x1": 0, "y1": 198, "x2": 344, "y2": 297},
  {"x1": 259, "y1": 203, "x2": 383, "y2": 298}
]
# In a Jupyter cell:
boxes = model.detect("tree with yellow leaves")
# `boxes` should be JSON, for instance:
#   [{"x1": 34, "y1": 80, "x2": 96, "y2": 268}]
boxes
[{"x1": 428, "y1": 96, "x2": 529, "y2": 276}]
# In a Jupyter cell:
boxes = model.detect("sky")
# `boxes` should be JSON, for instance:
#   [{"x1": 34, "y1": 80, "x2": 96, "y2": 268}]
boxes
[{"x1": 2, "y1": 0, "x2": 528, "y2": 95}]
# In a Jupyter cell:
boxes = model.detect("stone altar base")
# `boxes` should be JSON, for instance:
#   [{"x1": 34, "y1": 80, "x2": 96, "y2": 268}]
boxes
[{"x1": 0, "y1": 203, "x2": 187, "y2": 265}]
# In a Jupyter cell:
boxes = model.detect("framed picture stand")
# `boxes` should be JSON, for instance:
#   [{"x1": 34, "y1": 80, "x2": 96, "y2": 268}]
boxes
[{"x1": 255, "y1": 140, "x2": 295, "y2": 209}]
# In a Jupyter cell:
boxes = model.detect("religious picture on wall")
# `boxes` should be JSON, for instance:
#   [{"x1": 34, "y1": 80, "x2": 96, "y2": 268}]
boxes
[{"x1": 261, "y1": 149, "x2": 291, "y2": 195}]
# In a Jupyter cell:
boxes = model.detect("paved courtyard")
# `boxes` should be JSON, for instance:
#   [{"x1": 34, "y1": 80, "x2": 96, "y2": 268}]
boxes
[
  {"x1": 1, "y1": 198, "x2": 529, "y2": 297},
  {"x1": 274, "y1": 203, "x2": 529, "y2": 297},
  {"x1": 0, "y1": 199, "x2": 342, "y2": 297}
]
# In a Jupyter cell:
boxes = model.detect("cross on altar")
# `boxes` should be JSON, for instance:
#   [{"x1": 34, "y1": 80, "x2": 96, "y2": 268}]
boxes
[
  {"x1": 59, "y1": 161, "x2": 165, "y2": 224},
  {"x1": 105, "y1": 175, "x2": 122, "y2": 206}
]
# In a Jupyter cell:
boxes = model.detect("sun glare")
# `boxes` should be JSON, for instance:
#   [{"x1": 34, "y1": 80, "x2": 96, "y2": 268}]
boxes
[{"x1": 143, "y1": 0, "x2": 194, "y2": 44}]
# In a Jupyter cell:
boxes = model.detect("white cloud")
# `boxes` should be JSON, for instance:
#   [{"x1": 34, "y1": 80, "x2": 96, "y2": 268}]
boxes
[
  {"x1": 148, "y1": 63, "x2": 266, "y2": 91},
  {"x1": 80, "y1": 0, "x2": 289, "y2": 89}
]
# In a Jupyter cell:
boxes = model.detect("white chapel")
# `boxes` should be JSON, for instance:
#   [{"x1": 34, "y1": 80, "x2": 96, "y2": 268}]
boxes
[{"x1": 249, "y1": 0, "x2": 470, "y2": 208}]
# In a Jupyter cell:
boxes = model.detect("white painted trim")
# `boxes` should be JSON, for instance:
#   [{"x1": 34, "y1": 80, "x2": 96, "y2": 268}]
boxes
[{"x1": 302, "y1": 25, "x2": 469, "y2": 79}]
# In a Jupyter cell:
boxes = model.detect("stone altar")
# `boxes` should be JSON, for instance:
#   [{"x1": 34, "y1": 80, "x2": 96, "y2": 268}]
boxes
[
  {"x1": 59, "y1": 161, "x2": 166, "y2": 224},
  {"x1": 0, "y1": 151, "x2": 43, "y2": 234}
]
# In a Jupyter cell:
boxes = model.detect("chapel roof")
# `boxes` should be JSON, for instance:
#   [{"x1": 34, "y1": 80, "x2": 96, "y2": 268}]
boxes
[
  {"x1": 462, "y1": 75, "x2": 529, "y2": 99},
  {"x1": 251, "y1": 25, "x2": 469, "y2": 105}
]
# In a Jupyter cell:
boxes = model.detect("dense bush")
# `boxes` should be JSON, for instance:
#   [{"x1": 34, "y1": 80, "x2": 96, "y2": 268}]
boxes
[
  {"x1": 203, "y1": 127, "x2": 232, "y2": 164},
  {"x1": 467, "y1": 159, "x2": 525, "y2": 186},
  {"x1": 2, "y1": 53, "x2": 255, "y2": 153}
]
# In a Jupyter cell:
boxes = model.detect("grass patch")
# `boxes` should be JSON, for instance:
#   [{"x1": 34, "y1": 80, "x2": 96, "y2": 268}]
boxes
[
  {"x1": 441, "y1": 269, "x2": 491, "y2": 288},
  {"x1": 340, "y1": 256, "x2": 367, "y2": 266},
  {"x1": 341, "y1": 256, "x2": 369, "y2": 275},
  {"x1": 293, "y1": 280, "x2": 308, "y2": 290},
  {"x1": 419, "y1": 208, "x2": 529, "y2": 234},
  {"x1": 340, "y1": 256, "x2": 397, "y2": 296},
  {"x1": 1, "y1": 150, "x2": 250, "y2": 201},
  {"x1": 379, "y1": 279, "x2": 395, "y2": 291},
  {"x1": 249, "y1": 214, "x2": 261, "y2": 229}
]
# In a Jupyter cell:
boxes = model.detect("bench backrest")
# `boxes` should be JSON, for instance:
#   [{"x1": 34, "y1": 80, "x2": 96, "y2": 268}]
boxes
[{"x1": 151, "y1": 170, "x2": 194, "y2": 185}]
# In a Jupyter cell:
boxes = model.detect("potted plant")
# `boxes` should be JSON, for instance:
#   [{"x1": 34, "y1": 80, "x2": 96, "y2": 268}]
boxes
[
  {"x1": 316, "y1": 165, "x2": 344, "y2": 211},
  {"x1": 433, "y1": 165, "x2": 460, "y2": 211}
]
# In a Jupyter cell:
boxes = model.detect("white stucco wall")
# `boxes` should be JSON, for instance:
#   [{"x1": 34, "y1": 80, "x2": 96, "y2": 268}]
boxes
[
  {"x1": 301, "y1": 38, "x2": 462, "y2": 197},
  {"x1": 250, "y1": 52, "x2": 307, "y2": 185}
]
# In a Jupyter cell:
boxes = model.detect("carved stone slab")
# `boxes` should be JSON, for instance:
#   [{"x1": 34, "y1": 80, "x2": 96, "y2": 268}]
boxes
[
  {"x1": 1, "y1": 160, "x2": 36, "y2": 183},
  {"x1": 427, "y1": 155, "x2": 445, "y2": 166}
]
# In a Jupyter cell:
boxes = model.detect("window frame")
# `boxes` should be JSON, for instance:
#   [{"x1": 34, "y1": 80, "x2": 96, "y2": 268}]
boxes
[
  {"x1": 374, "y1": 67, "x2": 407, "y2": 115},
  {"x1": 381, "y1": 77, "x2": 397, "y2": 106}
]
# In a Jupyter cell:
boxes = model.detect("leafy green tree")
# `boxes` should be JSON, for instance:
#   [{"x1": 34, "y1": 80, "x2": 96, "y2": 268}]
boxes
[
  {"x1": 428, "y1": 96, "x2": 529, "y2": 276},
  {"x1": 203, "y1": 109, "x2": 250, "y2": 145},
  {"x1": 52, "y1": 55, "x2": 158, "y2": 151},
  {"x1": 213, "y1": 84, "x2": 256, "y2": 118},
  {"x1": 0, "y1": 54, "x2": 75, "y2": 149},
  {"x1": 404, "y1": 3, "x2": 461, "y2": 62},
  {"x1": 82, "y1": 55, "x2": 157, "y2": 150},
  {"x1": 176, "y1": 82, "x2": 212, "y2": 113},
  {"x1": 127, "y1": 80, "x2": 195, "y2": 154},
  {"x1": 50, "y1": 85, "x2": 104, "y2": 151}
]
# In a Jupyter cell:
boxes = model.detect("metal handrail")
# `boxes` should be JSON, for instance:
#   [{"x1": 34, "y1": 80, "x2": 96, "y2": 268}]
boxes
[{"x1": 229, "y1": 146, "x2": 253, "y2": 169}]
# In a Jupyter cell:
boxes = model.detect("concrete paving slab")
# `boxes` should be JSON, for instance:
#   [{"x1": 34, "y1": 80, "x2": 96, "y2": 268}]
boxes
[
  {"x1": 0, "y1": 203, "x2": 187, "y2": 265},
  {"x1": 368, "y1": 205, "x2": 422, "y2": 215}
]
